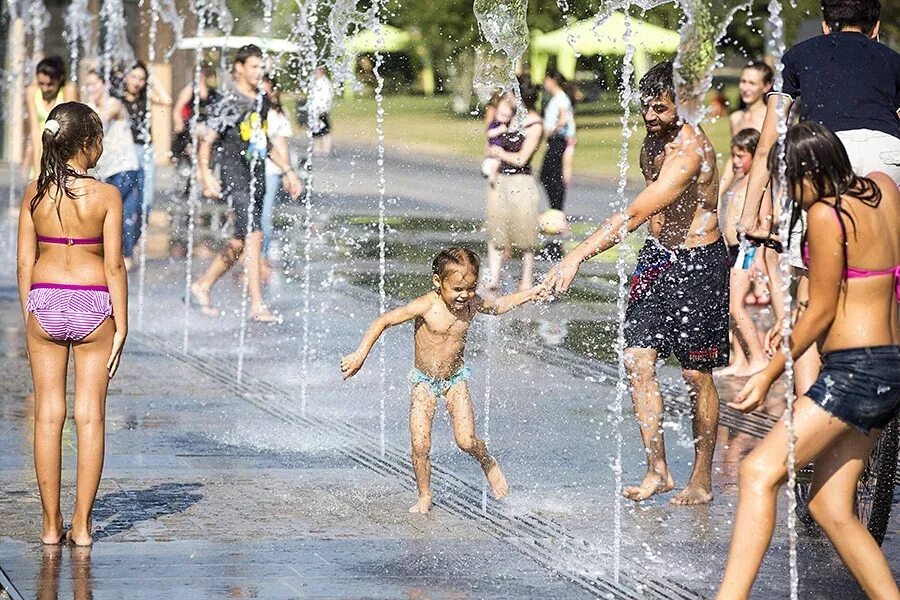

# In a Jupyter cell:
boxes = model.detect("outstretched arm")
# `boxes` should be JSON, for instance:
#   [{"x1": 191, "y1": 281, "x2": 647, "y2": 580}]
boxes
[
  {"x1": 730, "y1": 203, "x2": 842, "y2": 412},
  {"x1": 738, "y1": 94, "x2": 792, "y2": 235},
  {"x1": 341, "y1": 296, "x2": 429, "y2": 379},
  {"x1": 544, "y1": 134, "x2": 701, "y2": 294},
  {"x1": 479, "y1": 286, "x2": 540, "y2": 315}
]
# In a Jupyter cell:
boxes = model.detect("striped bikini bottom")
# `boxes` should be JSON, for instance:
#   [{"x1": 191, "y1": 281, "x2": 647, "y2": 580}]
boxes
[{"x1": 27, "y1": 283, "x2": 113, "y2": 342}]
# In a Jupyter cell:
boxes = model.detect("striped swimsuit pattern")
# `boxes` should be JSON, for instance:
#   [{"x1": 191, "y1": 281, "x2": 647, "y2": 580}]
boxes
[{"x1": 27, "y1": 283, "x2": 113, "y2": 342}]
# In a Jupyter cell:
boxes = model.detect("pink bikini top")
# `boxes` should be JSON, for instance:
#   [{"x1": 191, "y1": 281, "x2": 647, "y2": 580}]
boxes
[
  {"x1": 37, "y1": 235, "x2": 103, "y2": 246},
  {"x1": 801, "y1": 208, "x2": 900, "y2": 301}
]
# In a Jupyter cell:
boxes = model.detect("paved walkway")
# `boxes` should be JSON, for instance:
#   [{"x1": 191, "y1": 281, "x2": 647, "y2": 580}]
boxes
[{"x1": 0, "y1": 152, "x2": 896, "y2": 599}]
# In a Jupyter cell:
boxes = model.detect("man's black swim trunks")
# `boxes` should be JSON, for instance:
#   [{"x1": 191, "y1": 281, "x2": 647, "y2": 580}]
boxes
[{"x1": 624, "y1": 237, "x2": 730, "y2": 371}]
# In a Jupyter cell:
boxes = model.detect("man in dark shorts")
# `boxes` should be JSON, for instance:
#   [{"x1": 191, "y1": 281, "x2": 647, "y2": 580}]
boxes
[
  {"x1": 190, "y1": 45, "x2": 302, "y2": 321},
  {"x1": 545, "y1": 61, "x2": 729, "y2": 505}
]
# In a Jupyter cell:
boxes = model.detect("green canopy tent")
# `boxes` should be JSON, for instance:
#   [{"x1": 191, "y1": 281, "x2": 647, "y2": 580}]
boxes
[
  {"x1": 530, "y1": 12, "x2": 681, "y2": 84},
  {"x1": 345, "y1": 25, "x2": 435, "y2": 95}
]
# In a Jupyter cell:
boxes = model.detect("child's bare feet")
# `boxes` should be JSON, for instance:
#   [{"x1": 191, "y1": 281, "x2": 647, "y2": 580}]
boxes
[
  {"x1": 623, "y1": 471, "x2": 675, "y2": 502},
  {"x1": 190, "y1": 282, "x2": 218, "y2": 316},
  {"x1": 408, "y1": 495, "x2": 432, "y2": 514},
  {"x1": 66, "y1": 528, "x2": 93, "y2": 547},
  {"x1": 670, "y1": 483, "x2": 713, "y2": 505},
  {"x1": 485, "y1": 461, "x2": 509, "y2": 499}
]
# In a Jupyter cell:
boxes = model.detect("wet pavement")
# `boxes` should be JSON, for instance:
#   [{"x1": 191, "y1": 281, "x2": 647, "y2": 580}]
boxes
[{"x1": 0, "y1": 152, "x2": 897, "y2": 599}]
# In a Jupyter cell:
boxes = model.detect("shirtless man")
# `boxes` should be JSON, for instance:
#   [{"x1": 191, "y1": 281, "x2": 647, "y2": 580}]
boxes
[
  {"x1": 341, "y1": 248, "x2": 539, "y2": 513},
  {"x1": 544, "y1": 61, "x2": 729, "y2": 505}
]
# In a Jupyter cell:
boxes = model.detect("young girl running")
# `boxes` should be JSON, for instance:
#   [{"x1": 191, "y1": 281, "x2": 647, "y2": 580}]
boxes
[
  {"x1": 717, "y1": 122, "x2": 900, "y2": 599},
  {"x1": 17, "y1": 102, "x2": 128, "y2": 546},
  {"x1": 341, "y1": 248, "x2": 540, "y2": 513}
]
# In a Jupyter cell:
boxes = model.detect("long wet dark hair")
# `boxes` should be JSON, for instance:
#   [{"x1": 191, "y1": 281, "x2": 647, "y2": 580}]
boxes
[
  {"x1": 771, "y1": 120, "x2": 881, "y2": 276},
  {"x1": 31, "y1": 102, "x2": 103, "y2": 220}
]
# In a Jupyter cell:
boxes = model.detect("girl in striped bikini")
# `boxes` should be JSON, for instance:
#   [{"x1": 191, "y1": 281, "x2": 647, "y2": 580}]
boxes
[{"x1": 16, "y1": 102, "x2": 128, "y2": 547}]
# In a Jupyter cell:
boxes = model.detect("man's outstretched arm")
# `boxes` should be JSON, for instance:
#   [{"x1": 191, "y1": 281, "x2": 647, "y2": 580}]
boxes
[{"x1": 545, "y1": 134, "x2": 701, "y2": 293}]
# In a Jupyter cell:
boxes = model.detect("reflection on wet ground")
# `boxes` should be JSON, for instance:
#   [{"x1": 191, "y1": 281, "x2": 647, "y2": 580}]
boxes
[{"x1": 1, "y1": 171, "x2": 896, "y2": 598}]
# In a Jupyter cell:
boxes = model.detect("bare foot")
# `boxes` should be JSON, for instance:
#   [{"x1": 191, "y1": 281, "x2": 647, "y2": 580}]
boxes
[
  {"x1": 670, "y1": 483, "x2": 713, "y2": 505},
  {"x1": 249, "y1": 306, "x2": 283, "y2": 324},
  {"x1": 66, "y1": 528, "x2": 93, "y2": 547},
  {"x1": 485, "y1": 461, "x2": 509, "y2": 499},
  {"x1": 190, "y1": 282, "x2": 219, "y2": 316},
  {"x1": 623, "y1": 471, "x2": 675, "y2": 502},
  {"x1": 408, "y1": 496, "x2": 432, "y2": 514},
  {"x1": 41, "y1": 513, "x2": 65, "y2": 544}
]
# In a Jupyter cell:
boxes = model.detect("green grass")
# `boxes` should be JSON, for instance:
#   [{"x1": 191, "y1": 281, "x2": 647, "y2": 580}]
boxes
[{"x1": 330, "y1": 94, "x2": 733, "y2": 181}]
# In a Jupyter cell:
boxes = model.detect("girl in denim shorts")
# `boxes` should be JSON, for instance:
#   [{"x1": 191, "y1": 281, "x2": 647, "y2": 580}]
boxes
[{"x1": 718, "y1": 121, "x2": 900, "y2": 598}]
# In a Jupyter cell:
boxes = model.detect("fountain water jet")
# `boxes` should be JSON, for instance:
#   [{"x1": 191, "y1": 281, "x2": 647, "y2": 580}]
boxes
[
  {"x1": 135, "y1": 0, "x2": 160, "y2": 332},
  {"x1": 293, "y1": 0, "x2": 321, "y2": 415},
  {"x1": 371, "y1": 0, "x2": 388, "y2": 458},
  {"x1": 609, "y1": 13, "x2": 636, "y2": 582},
  {"x1": 236, "y1": 0, "x2": 275, "y2": 384},
  {"x1": 99, "y1": 0, "x2": 134, "y2": 87},
  {"x1": 182, "y1": 0, "x2": 210, "y2": 353},
  {"x1": 765, "y1": 1, "x2": 799, "y2": 596},
  {"x1": 473, "y1": 0, "x2": 528, "y2": 117}
]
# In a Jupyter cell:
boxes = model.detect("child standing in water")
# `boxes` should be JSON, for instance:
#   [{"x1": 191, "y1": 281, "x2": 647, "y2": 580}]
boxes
[
  {"x1": 17, "y1": 102, "x2": 128, "y2": 546},
  {"x1": 717, "y1": 129, "x2": 769, "y2": 377},
  {"x1": 341, "y1": 248, "x2": 540, "y2": 513}
]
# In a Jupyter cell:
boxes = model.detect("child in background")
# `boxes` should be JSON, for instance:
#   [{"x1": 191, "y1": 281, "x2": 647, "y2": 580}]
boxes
[
  {"x1": 717, "y1": 128, "x2": 768, "y2": 377},
  {"x1": 482, "y1": 99, "x2": 514, "y2": 186},
  {"x1": 556, "y1": 91, "x2": 577, "y2": 191},
  {"x1": 341, "y1": 248, "x2": 541, "y2": 513}
]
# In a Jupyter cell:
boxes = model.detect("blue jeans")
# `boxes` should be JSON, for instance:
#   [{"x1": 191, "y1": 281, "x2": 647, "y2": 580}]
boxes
[
  {"x1": 262, "y1": 173, "x2": 282, "y2": 257},
  {"x1": 106, "y1": 170, "x2": 144, "y2": 258},
  {"x1": 134, "y1": 142, "x2": 157, "y2": 210}
]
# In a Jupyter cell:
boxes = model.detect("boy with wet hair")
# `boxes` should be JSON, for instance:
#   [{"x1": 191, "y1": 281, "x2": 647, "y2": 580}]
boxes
[
  {"x1": 341, "y1": 248, "x2": 540, "y2": 513},
  {"x1": 718, "y1": 129, "x2": 768, "y2": 378},
  {"x1": 545, "y1": 60, "x2": 729, "y2": 505}
]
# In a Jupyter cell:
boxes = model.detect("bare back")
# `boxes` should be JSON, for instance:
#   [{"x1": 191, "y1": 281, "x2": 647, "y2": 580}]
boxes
[
  {"x1": 820, "y1": 173, "x2": 900, "y2": 352},
  {"x1": 412, "y1": 292, "x2": 476, "y2": 378},
  {"x1": 24, "y1": 178, "x2": 118, "y2": 286},
  {"x1": 641, "y1": 125, "x2": 721, "y2": 249}
]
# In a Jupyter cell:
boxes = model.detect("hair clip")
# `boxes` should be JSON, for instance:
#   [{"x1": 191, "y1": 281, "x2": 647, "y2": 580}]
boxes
[{"x1": 44, "y1": 119, "x2": 61, "y2": 136}]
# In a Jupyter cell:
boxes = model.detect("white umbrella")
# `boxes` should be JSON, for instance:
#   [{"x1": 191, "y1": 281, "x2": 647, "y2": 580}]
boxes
[{"x1": 176, "y1": 36, "x2": 301, "y2": 54}]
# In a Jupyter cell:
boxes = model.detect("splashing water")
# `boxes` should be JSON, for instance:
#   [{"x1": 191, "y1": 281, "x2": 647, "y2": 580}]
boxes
[
  {"x1": 326, "y1": 0, "x2": 371, "y2": 93},
  {"x1": 156, "y1": 0, "x2": 184, "y2": 60},
  {"x1": 64, "y1": 0, "x2": 94, "y2": 83},
  {"x1": 766, "y1": 0, "x2": 799, "y2": 596},
  {"x1": 22, "y1": 0, "x2": 50, "y2": 65},
  {"x1": 673, "y1": 0, "x2": 751, "y2": 126},
  {"x1": 100, "y1": 0, "x2": 135, "y2": 86},
  {"x1": 472, "y1": 0, "x2": 528, "y2": 110},
  {"x1": 593, "y1": 0, "x2": 674, "y2": 30},
  {"x1": 213, "y1": 0, "x2": 234, "y2": 77}
]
